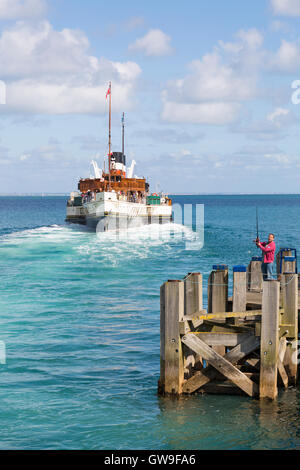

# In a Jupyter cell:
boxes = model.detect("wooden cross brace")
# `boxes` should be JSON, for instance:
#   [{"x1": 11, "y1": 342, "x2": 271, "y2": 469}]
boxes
[{"x1": 181, "y1": 333, "x2": 260, "y2": 397}]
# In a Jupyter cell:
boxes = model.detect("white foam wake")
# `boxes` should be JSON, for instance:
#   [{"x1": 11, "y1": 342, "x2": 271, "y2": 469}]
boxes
[{"x1": 0, "y1": 222, "x2": 202, "y2": 266}]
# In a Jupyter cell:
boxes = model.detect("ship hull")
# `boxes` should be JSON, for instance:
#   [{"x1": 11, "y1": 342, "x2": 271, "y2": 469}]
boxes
[
  {"x1": 84, "y1": 214, "x2": 173, "y2": 231},
  {"x1": 66, "y1": 191, "x2": 173, "y2": 232}
]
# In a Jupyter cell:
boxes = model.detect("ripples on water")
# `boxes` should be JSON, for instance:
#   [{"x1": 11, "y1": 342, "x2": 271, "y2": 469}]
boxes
[{"x1": 0, "y1": 195, "x2": 300, "y2": 449}]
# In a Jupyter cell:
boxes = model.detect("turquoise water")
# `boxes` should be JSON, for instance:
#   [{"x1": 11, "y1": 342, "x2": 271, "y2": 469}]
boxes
[{"x1": 1, "y1": 195, "x2": 300, "y2": 450}]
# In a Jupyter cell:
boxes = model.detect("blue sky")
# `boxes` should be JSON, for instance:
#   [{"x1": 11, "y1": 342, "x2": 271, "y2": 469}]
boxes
[{"x1": 1, "y1": 0, "x2": 300, "y2": 193}]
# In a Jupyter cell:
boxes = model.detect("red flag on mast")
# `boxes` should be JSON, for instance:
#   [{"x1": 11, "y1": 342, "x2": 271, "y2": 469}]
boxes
[{"x1": 106, "y1": 85, "x2": 111, "y2": 99}]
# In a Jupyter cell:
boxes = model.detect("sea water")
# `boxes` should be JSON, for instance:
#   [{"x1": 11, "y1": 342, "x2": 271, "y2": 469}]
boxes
[{"x1": 0, "y1": 194, "x2": 300, "y2": 450}]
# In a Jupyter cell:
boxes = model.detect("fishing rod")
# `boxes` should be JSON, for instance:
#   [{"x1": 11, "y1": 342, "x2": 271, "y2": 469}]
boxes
[{"x1": 253, "y1": 207, "x2": 260, "y2": 252}]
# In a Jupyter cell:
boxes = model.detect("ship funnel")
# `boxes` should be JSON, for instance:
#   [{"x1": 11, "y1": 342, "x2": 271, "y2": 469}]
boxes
[{"x1": 127, "y1": 160, "x2": 136, "y2": 179}]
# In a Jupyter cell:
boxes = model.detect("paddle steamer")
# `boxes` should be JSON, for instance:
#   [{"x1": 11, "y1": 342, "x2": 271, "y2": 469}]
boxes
[{"x1": 66, "y1": 83, "x2": 172, "y2": 231}]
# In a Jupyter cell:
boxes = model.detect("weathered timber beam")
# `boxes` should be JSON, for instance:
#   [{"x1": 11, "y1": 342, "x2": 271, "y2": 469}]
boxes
[
  {"x1": 184, "y1": 332, "x2": 253, "y2": 347},
  {"x1": 201, "y1": 382, "x2": 245, "y2": 396},
  {"x1": 260, "y1": 281, "x2": 280, "y2": 400},
  {"x1": 245, "y1": 357, "x2": 260, "y2": 370},
  {"x1": 282, "y1": 274, "x2": 298, "y2": 385},
  {"x1": 233, "y1": 268, "x2": 247, "y2": 326},
  {"x1": 278, "y1": 337, "x2": 288, "y2": 388},
  {"x1": 183, "y1": 307, "x2": 284, "y2": 322},
  {"x1": 183, "y1": 310, "x2": 262, "y2": 321},
  {"x1": 200, "y1": 320, "x2": 254, "y2": 333},
  {"x1": 182, "y1": 334, "x2": 259, "y2": 397},
  {"x1": 160, "y1": 281, "x2": 185, "y2": 396},
  {"x1": 182, "y1": 335, "x2": 260, "y2": 394},
  {"x1": 183, "y1": 273, "x2": 204, "y2": 378}
]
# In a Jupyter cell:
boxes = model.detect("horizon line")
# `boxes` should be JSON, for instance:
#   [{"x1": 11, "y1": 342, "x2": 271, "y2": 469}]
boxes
[{"x1": 1, "y1": 192, "x2": 300, "y2": 197}]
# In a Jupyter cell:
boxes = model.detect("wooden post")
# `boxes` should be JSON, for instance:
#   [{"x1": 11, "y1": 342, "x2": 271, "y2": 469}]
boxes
[
  {"x1": 208, "y1": 265, "x2": 228, "y2": 314},
  {"x1": 184, "y1": 273, "x2": 203, "y2": 377},
  {"x1": 208, "y1": 265, "x2": 228, "y2": 354},
  {"x1": 283, "y1": 257, "x2": 296, "y2": 275},
  {"x1": 233, "y1": 266, "x2": 247, "y2": 324},
  {"x1": 185, "y1": 273, "x2": 203, "y2": 315},
  {"x1": 277, "y1": 249, "x2": 292, "y2": 278},
  {"x1": 281, "y1": 274, "x2": 298, "y2": 385},
  {"x1": 248, "y1": 257, "x2": 263, "y2": 292},
  {"x1": 159, "y1": 280, "x2": 184, "y2": 396},
  {"x1": 260, "y1": 281, "x2": 280, "y2": 400}
]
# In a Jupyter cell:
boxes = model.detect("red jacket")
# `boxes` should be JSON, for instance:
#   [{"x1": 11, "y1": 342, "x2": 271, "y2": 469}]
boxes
[{"x1": 259, "y1": 241, "x2": 276, "y2": 264}]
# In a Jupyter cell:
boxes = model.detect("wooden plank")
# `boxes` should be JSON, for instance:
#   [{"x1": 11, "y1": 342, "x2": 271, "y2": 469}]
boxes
[
  {"x1": 182, "y1": 310, "x2": 263, "y2": 321},
  {"x1": 233, "y1": 270, "x2": 247, "y2": 325},
  {"x1": 246, "y1": 357, "x2": 260, "y2": 370},
  {"x1": 248, "y1": 260, "x2": 263, "y2": 292},
  {"x1": 160, "y1": 280, "x2": 185, "y2": 395},
  {"x1": 207, "y1": 270, "x2": 228, "y2": 314},
  {"x1": 244, "y1": 372, "x2": 259, "y2": 381},
  {"x1": 201, "y1": 382, "x2": 245, "y2": 396},
  {"x1": 159, "y1": 283, "x2": 166, "y2": 392},
  {"x1": 260, "y1": 281, "x2": 280, "y2": 400},
  {"x1": 208, "y1": 268, "x2": 228, "y2": 354},
  {"x1": 282, "y1": 274, "x2": 298, "y2": 385},
  {"x1": 246, "y1": 291, "x2": 262, "y2": 306},
  {"x1": 224, "y1": 335, "x2": 260, "y2": 363},
  {"x1": 255, "y1": 322, "x2": 261, "y2": 337},
  {"x1": 184, "y1": 273, "x2": 203, "y2": 317},
  {"x1": 276, "y1": 249, "x2": 292, "y2": 277},
  {"x1": 278, "y1": 337, "x2": 288, "y2": 388},
  {"x1": 182, "y1": 335, "x2": 260, "y2": 394},
  {"x1": 186, "y1": 332, "x2": 252, "y2": 347},
  {"x1": 182, "y1": 334, "x2": 259, "y2": 397},
  {"x1": 183, "y1": 273, "x2": 203, "y2": 377},
  {"x1": 198, "y1": 320, "x2": 253, "y2": 334},
  {"x1": 183, "y1": 310, "x2": 207, "y2": 320}
]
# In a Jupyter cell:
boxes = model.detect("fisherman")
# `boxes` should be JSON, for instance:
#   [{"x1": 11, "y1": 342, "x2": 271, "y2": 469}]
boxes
[{"x1": 255, "y1": 233, "x2": 276, "y2": 281}]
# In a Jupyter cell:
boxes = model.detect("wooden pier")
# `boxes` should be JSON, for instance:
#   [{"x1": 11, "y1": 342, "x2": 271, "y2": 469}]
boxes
[{"x1": 158, "y1": 256, "x2": 299, "y2": 400}]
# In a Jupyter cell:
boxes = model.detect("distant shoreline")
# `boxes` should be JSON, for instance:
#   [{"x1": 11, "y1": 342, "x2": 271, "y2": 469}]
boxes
[{"x1": 1, "y1": 193, "x2": 300, "y2": 197}]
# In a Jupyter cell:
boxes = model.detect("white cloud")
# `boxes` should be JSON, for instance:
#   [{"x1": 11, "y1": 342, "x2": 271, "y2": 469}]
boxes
[
  {"x1": 267, "y1": 107, "x2": 290, "y2": 124},
  {"x1": 231, "y1": 107, "x2": 296, "y2": 141},
  {"x1": 20, "y1": 153, "x2": 30, "y2": 161},
  {"x1": 166, "y1": 53, "x2": 257, "y2": 103},
  {"x1": 0, "y1": 21, "x2": 141, "y2": 114},
  {"x1": 6, "y1": 80, "x2": 139, "y2": 114},
  {"x1": 269, "y1": 39, "x2": 300, "y2": 72},
  {"x1": 269, "y1": 20, "x2": 291, "y2": 33},
  {"x1": 124, "y1": 17, "x2": 145, "y2": 31},
  {"x1": 0, "y1": 21, "x2": 91, "y2": 78},
  {"x1": 128, "y1": 29, "x2": 173, "y2": 57},
  {"x1": 162, "y1": 101, "x2": 241, "y2": 125},
  {"x1": 0, "y1": 0, "x2": 47, "y2": 19},
  {"x1": 235, "y1": 28, "x2": 264, "y2": 50},
  {"x1": 230, "y1": 144, "x2": 294, "y2": 170},
  {"x1": 271, "y1": 0, "x2": 300, "y2": 16},
  {"x1": 264, "y1": 152, "x2": 291, "y2": 164},
  {"x1": 162, "y1": 29, "x2": 262, "y2": 125}
]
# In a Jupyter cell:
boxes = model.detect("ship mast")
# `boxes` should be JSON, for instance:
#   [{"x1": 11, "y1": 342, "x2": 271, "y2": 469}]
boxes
[
  {"x1": 122, "y1": 112, "x2": 125, "y2": 155},
  {"x1": 108, "y1": 81, "x2": 112, "y2": 191}
]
